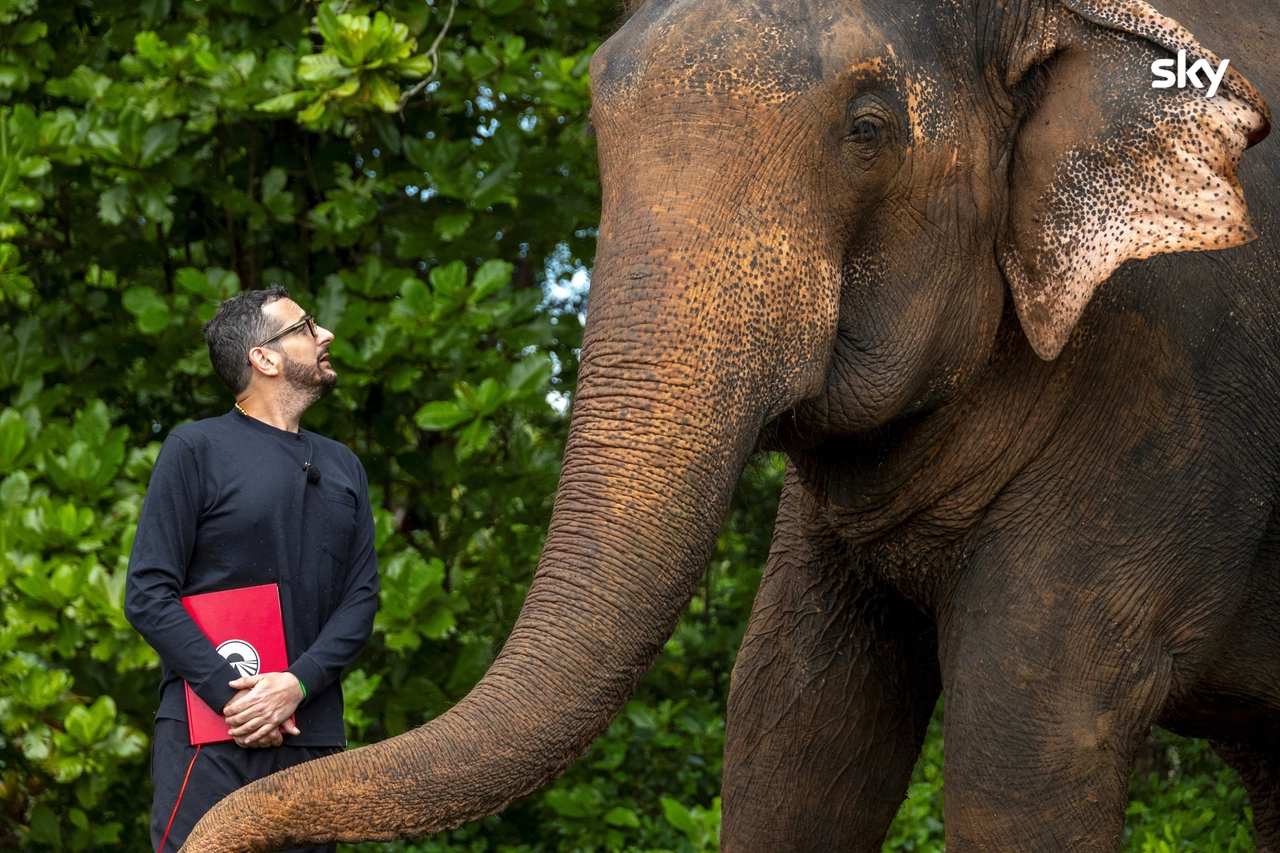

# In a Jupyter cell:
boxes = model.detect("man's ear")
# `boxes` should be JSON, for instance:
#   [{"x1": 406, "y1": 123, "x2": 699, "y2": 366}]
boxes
[
  {"x1": 248, "y1": 346, "x2": 281, "y2": 377},
  {"x1": 999, "y1": 0, "x2": 1270, "y2": 360}
]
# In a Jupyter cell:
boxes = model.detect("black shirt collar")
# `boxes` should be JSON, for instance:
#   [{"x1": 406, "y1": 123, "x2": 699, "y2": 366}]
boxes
[{"x1": 227, "y1": 408, "x2": 309, "y2": 444}]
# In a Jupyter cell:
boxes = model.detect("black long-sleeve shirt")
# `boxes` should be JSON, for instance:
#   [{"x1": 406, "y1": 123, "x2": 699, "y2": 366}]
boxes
[{"x1": 125, "y1": 409, "x2": 378, "y2": 746}]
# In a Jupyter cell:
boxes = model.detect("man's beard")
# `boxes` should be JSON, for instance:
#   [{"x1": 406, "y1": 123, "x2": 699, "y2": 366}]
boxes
[{"x1": 281, "y1": 349, "x2": 338, "y2": 408}]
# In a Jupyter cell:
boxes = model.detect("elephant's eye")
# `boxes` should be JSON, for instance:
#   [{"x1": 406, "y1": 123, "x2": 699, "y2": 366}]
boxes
[{"x1": 845, "y1": 115, "x2": 885, "y2": 145}]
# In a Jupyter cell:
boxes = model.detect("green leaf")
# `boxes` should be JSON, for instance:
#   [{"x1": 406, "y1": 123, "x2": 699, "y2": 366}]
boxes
[
  {"x1": 12, "y1": 20, "x2": 47, "y2": 45},
  {"x1": 44, "y1": 65, "x2": 112, "y2": 102},
  {"x1": 315, "y1": 4, "x2": 345, "y2": 55},
  {"x1": 22, "y1": 727, "x2": 52, "y2": 761},
  {"x1": 27, "y1": 803, "x2": 61, "y2": 846},
  {"x1": 364, "y1": 73, "x2": 402, "y2": 113},
  {"x1": 396, "y1": 54, "x2": 433, "y2": 78},
  {"x1": 206, "y1": 267, "x2": 242, "y2": 298},
  {"x1": 455, "y1": 417, "x2": 491, "y2": 458},
  {"x1": 297, "y1": 97, "x2": 328, "y2": 125},
  {"x1": 503, "y1": 35, "x2": 526, "y2": 62},
  {"x1": 139, "y1": 119, "x2": 181, "y2": 168},
  {"x1": 131, "y1": 173, "x2": 176, "y2": 228},
  {"x1": 661, "y1": 797, "x2": 697, "y2": 836},
  {"x1": 505, "y1": 354, "x2": 552, "y2": 399},
  {"x1": 469, "y1": 259, "x2": 512, "y2": 305},
  {"x1": 544, "y1": 787, "x2": 591, "y2": 819},
  {"x1": 0, "y1": 470, "x2": 30, "y2": 506},
  {"x1": 0, "y1": 407, "x2": 27, "y2": 471},
  {"x1": 91, "y1": 823, "x2": 124, "y2": 845},
  {"x1": 471, "y1": 378, "x2": 507, "y2": 416},
  {"x1": 470, "y1": 161, "x2": 516, "y2": 209},
  {"x1": 317, "y1": 274, "x2": 347, "y2": 330},
  {"x1": 19, "y1": 155, "x2": 51, "y2": 178},
  {"x1": 0, "y1": 242, "x2": 34, "y2": 308},
  {"x1": 413, "y1": 401, "x2": 472, "y2": 431},
  {"x1": 298, "y1": 53, "x2": 352, "y2": 84},
  {"x1": 122, "y1": 287, "x2": 171, "y2": 334},
  {"x1": 604, "y1": 806, "x2": 641, "y2": 828},
  {"x1": 64, "y1": 696, "x2": 116, "y2": 745},
  {"x1": 429, "y1": 259, "x2": 468, "y2": 296},
  {"x1": 175, "y1": 267, "x2": 216, "y2": 298},
  {"x1": 97, "y1": 184, "x2": 131, "y2": 226},
  {"x1": 5, "y1": 187, "x2": 42, "y2": 213},
  {"x1": 400, "y1": 278, "x2": 432, "y2": 317},
  {"x1": 432, "y1": 211, "x2": 473, "y2": 242},
  {"x1": 341, "y1": 668, "x2": 382, "y2": 707},
  {"x1": 121, "y1": 286, "x2": 163, "y2": 317},
  {"x1": 418, "y1": 602, "x2": 456, "y2": 639},
  {"x1": 261, "y1": 169, "x2": 299, "y2": 222},
  {"x1": 254, "y1": 91, "x2": 322, "y2": 113},
  {"x1": 117, "y1": 110, "x2": 146, "y2": 166}
]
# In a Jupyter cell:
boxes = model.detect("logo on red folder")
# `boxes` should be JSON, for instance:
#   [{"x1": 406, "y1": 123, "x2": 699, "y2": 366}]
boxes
[
  {"x1": 181, "y1": 584, "x2": 291, "y2": 745},
  {"x1": 216, "y1": 639, "x2": 260, "y2": 678}
]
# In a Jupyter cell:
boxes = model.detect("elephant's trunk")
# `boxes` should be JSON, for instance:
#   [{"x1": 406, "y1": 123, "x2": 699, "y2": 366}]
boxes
[
  {"x1": 184, "y1": 54, "x2": 841, "y2": 839},
  {"x1": 181, "y1": 233, "x2": 805, "y2": 851}
]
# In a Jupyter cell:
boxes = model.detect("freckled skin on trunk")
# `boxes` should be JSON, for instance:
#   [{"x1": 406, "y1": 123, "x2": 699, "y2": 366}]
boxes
[{"x1": 185, "y1": 0, "x2": 1280, "y2": 849}]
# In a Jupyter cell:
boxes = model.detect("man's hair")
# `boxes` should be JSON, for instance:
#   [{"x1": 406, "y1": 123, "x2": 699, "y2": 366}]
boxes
[{"x1": 203, "y1": 284, "x2": 291, "y2": 394}]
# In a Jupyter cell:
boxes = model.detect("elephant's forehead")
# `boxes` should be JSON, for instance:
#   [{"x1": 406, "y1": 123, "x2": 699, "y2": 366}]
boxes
[{"x1": 594, "y1": 0, "x2": 895, "y2": 105}]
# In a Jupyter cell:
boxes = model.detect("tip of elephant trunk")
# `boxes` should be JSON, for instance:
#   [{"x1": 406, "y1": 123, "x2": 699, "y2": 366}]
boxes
[{"x1": 1247, "y1": 120, "x2": 1271, "y2": 148}]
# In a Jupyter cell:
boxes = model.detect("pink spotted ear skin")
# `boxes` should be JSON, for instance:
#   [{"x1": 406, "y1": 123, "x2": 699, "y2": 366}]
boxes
[
  {"x1": 1064, "y1": 0, "x2": 1271, "y2": 136},
  {"x1": 1001, "y1": 0, "x2": 1271, "y2": 361}
]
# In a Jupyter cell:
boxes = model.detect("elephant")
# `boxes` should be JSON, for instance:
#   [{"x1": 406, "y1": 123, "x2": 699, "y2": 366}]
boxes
[{"x1": 183, "y1": 0, "x2": 1280, "y2": 849}]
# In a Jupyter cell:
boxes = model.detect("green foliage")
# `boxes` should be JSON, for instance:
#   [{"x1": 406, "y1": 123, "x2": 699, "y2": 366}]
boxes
[
  {"x1": 0, "y1": 0, "x2": 1263, "y2": 849},
  {"x1": 1124, "y1": 731, "x2": 1254, "y2": 852},
  {"x1": 883, "y1": 702, "x2": 945, "y2": 853},
  {"x1": 0, "y1": 393, "x2": 156, "y2": 850},
  {"x1": 0, "y1": 0, "x2": 605, "y2": 846}
]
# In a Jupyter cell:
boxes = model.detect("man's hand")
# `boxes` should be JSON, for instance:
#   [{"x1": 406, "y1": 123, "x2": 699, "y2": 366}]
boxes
[{"x1": 222, "y1": 672, "x2": 304, "y2": 748}]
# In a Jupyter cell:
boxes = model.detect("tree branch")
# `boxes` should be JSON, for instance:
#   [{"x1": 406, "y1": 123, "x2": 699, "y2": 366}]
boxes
[{"x1": 398, "y1": 0, "x2": 457, "y2": 111}]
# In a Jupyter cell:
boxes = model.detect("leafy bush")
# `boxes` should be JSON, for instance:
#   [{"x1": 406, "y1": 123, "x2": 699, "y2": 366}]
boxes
[
  {"x1": 0, "y1": 0, "x2": 605, "y2": 847},
  {"x1": 1124, "y1": 730, "x2": 1253, "y2": 853}
]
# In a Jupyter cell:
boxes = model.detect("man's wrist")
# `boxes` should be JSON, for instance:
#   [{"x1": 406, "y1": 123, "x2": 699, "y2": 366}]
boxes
[{"x1": 292, "y1": 672, "x2": 307, "y2": 701}]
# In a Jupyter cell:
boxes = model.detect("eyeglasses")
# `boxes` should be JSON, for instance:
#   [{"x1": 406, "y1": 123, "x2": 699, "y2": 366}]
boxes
[{"x1": 255, "y1": 315, "x2": 317, "y2": 349}]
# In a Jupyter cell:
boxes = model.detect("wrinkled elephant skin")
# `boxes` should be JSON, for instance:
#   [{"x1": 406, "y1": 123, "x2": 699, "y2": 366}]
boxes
[{"x1": 182, "y1": 0, "x2": 1280, "y2": 851}]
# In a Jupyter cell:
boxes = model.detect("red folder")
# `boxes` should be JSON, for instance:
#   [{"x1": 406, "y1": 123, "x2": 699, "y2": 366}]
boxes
[{"x1": 181, "y1": 584, "x2": 292, "y2": 745}]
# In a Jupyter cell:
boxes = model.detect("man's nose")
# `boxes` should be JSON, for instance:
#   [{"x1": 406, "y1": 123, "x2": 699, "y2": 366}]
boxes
[{"x1": 317, "y1": 325, "x2": 335, "y2": 346}]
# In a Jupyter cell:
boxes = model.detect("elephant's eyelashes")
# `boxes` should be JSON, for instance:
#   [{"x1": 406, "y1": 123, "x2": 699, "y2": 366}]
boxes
[
  {"x1": 841, "y1": 97, "x2": 891, "y2": 156},
  {"x1": 845, "y1": 117, "x2": 884, "y2": 144}
]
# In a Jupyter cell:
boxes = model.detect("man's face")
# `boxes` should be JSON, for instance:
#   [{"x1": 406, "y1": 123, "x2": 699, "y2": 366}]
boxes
[{"x1": 261, "y1": 298, "x2": 338, "y2": 395}]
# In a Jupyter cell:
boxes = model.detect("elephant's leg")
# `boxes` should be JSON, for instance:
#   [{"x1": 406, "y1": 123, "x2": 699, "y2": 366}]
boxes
[
  {"x1": 1191, "y1": 511, "x2": 1280, "y2": 850},
  {"x1": 721, "y1": 469, "x2": 940, "y2": 852},
  {"x1": 940, "y1": 555, "x2": 1174, "y2": 852},
  {"x1": 1212, "y1": 743, "x2": 1280, "y2": 851}
]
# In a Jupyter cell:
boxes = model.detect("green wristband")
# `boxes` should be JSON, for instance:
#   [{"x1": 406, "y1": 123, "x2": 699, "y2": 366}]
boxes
[{"x1": 293, "y1": 673, "x2": 307, "y2": 700}]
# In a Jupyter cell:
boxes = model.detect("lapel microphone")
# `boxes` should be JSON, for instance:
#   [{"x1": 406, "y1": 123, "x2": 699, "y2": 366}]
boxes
[{"x1": 301, "y1": 434, "x2": 322, "y2": 484}]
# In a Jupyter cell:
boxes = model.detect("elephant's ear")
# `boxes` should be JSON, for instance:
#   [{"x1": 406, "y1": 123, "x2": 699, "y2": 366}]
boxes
[{"x1": 1000, "y1": 0, "x2": 1270, "y2": 360}]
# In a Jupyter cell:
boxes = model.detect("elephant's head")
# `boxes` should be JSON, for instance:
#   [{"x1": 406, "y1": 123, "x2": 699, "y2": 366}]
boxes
[{"x1": 183, "y1": 1, "x2": 1268, "y2": 849}]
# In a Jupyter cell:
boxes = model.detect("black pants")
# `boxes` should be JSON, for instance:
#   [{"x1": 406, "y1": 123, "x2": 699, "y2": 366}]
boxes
[{"x1": 151, "y1": 719, "x2": 341, "y2": 853}]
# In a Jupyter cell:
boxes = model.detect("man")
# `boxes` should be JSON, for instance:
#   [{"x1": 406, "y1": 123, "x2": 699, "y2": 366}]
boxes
[{"x1": 125, "y1": 285, "x2": 379, "y2": 852}]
